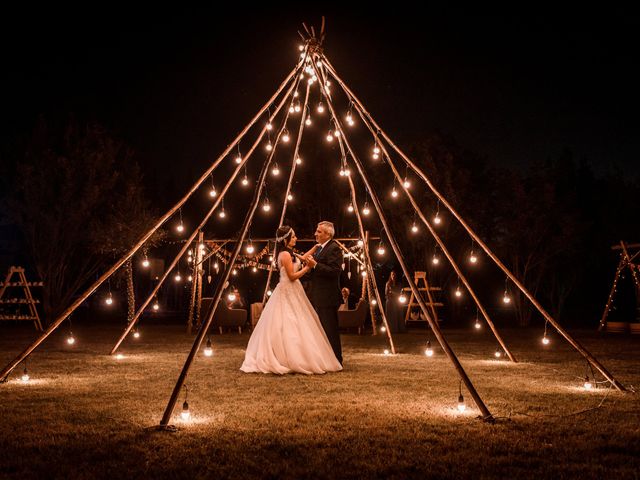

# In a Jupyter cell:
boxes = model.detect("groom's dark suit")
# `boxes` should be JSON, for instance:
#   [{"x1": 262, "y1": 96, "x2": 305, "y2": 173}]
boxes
[{"x1": 307, "y1": 239, "x2": 343, "y2": 364}]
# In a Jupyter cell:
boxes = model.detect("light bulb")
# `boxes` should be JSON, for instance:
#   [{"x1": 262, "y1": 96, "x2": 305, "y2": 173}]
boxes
[
  {"x1": 142, "y1": 258, "x2": 150, "y2": 268},
  {"x1": 317, "y1": 102, "x2": 325, "y2": 113},
  {"x1": 371, "y1": 299, "x2": 377, "y2": 305},
  {"x1": 287, "y1": 193, "x2": 293, "y2": 201},
  {"x1": 252, "y1": 266, "x2": 257, "y2": 273},
  {"x1": 494, "y1": 349, "x2": 502, "y2": 358},
  {"x1": 175, "y1": 273, "x2": 182, "y2": 282},
  {"x1": 242, "y1": 176, "x2": 249, "y2": 186},
  {"x1": 357, "y1": 240, "x2": 364, "y2": 247},
  {"x1": 372, "y1": 153, "x2": 379, "y2": 160},
  {"x1": 362, "y1": 204, "x2": 370, "y2": 216},
  {"x1": 457, "y1": 394, "x2": 466, "y2": 412},
  {"x1": 411, "y1": 223, "x2": 418, "y2": 233},
  {"x1": 228, "y1": 293, "x2": 236, "y2": 302},
  {"x1": 21, "y1": 367, "x2": 29, "y2": 382},
  {"x1": 187, "y1": 256, "x2": 193, "y2": 263},
  {"x1": 267, "y1": 289, "x2": 272, "y2": 297},
  {"x1": 289, "y1": 105, "x2": 295, "y2": 113},
  {"x1": 133, "y1": 330, "x2": 140, "y2": 339},
  {"x1": 246, "y1": 244, "x2": 255, "y2": 254},
  {"x1": 380, "y1": 326, "x2": 387, "y2": 333},
  {"x1": 455, "y1": 288, "x2": 462, "y2": 298},
  {"x1": 262, "y1": 202, "x2": 271, "y2": 212},
  {"x1": 219, "y1": 209, "x2": 226, "y2": 218},
  {"x1": 474, "y1": 319, "x2": 481, "y2": 330},
  {"x1": 116, "y1": 353, "x2": 124, "y2": 360},
  {"x1": 326, "y1": 131, "x2": 334, "y2": 142},
  {"x1": 266, "y1": 122, "x2": 273, "y2": 131},
  {"x1": 265, "y1": 142, "x2": 273, "y2": 152},
  {"x1": 383, "y1": 349, "x2": 390, "y2": 356},
  {"x1": 361, "y1": 270, "x2": 367, "y2": 277},
  {"x1": 403, "y1": 179, "x2": 411, "y2": 189},
  {"x1": 176, "y1": 223, "x2": 184, "y2": 233},
  {"x1": 305, "y1": 116, "x2": 312, "y2": 126},
  {"x1": 377, "y1": 246, "x2": 385, "y2": 255},
  {"x1": 268, "y1": 256, "x2": 273, "y2": 262},
  {"x1": 282, "y1": 132, "x2": 290, "y2": 143},
  {"x1": 339, "y1": 168, "x2": 345, "y2": 176},
  {"x1": 343, "y1": 168, "x2": 350, "y2": 176},
  {"x1": 584, "y1": 377, "x2": 593, "y2": 390},
  {"x1": 209, "y1": 188, "x2": 217, "y2": 197},
  {"x1": 181, "y1": 401, "x2": 191, "y2": 421},
  {"x1": 399, "y1": 294, "x2": 407, "y2": 304},
  {"x1": 503, "y1": 294, "x2": 511, "y2": 304},
  {"x1": 373, "y1": 145, "x2": 380, "y2": 154},
  {"x1": 346, "y1": 113, "x2": 353, "y2": 123},
  {"x1": 434, "y1": 214, "x2": 441, "y2": 225},
  {"x1": 425, "y1": 340, "x2": 433, "y2": 357},
  {"x1": 469, "y1": 253, "x2": 478, "y2": 264},
  {"x1": 542, "y1": 335, "x2": 550, "y2": 345},
  {"x1": 67, "y1": 334, "x2": 75, "y2": 345},
  {"x1": 347, "y1": 204, "x2": 354, "y2": 213},
  {"x1": 232, "y1": 269, "x2": 238, "y2": 276},
  {"x1": 296, "y1": 156, "x2": 302, "y2": 165},
  {"x1": 187, "y1": 275, "x2": 192, "y2": 282},
  {"x1": 105, "y1": 295, "x2": 113, "y2": 306},
  {"x1": 432, "y1": 255, "x2": 440, "y2": 265},
  {"x1": 235, "y1": 155, "x2": 242, "y2": 164},
  {"x1": 153, "y1": 301, "x2": 159, "y2": 311},
  {"x1": 204, "y1": 338, "x2": 213, "y2": 357},
  {"x1": 391, "y1": 188, "x2": 398, "y2": 198},
  {"x1": 294, "y1": 103, "x2": 301, "y2": 113}
]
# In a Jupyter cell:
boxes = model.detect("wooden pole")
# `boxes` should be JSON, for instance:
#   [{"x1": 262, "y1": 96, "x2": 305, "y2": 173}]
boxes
[
  {"x1": 109, "y1": 65, "x2": 301, "y2": 355},
  {"x1": 598, "y1": 254, "x2": 625, "y2": 332},
  {"x1": 0, "y1": 65, "x2": 301, "y2": 382},
  {"x1": 311, "y1": 59, "x2": 493, "y2": 419},
  {"x1": 159, "y1": 60, "x2": 305, "y2": 426},
  {"x1": 322, "y1": 55, "x2": 626, "y2": 393}
]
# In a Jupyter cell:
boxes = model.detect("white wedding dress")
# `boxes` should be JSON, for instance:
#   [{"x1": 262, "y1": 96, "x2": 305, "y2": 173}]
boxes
[{"x1": 240, "y1": 253, "x2": 342, "y2": 374}]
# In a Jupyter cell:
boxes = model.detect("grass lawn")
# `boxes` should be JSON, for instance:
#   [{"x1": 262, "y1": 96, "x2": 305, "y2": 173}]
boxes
[{"x1": 1, "y1": 323, "x2": 639, "y2": 479}]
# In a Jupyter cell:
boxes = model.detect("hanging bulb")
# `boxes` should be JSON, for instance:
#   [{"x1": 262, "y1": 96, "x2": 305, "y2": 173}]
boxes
[
  {"x1": 432, "y1": 255, "x2": 440, "y2": 265},
  {"x1": 371, "y1": 299, "x2": 377, "y2": 305},
  {"x1": 204, "y1": 337, "x2": 213, "y2": 357},
  {"x1": 425, "y1": 340, "x2": 434, "y2": 357},
  {"x1": 399, "y1": 294, "x2": 407, "y2": 304},
  {"x1": 403, "y1": 178, "x2": 411, "y2": 189},
  {"x1": 294, "y1": 103, "x2": 301, "y2": 113},
  {"x1": 232, "y1": 268, "x2": 238, "y2": 276},
  {"x1": 296, "y1": 156, "x2": 302, "y2": 165},
  {"x1": 181, "y1": 401, "x2": 191, "y2": 421},
  {"x1": 334, "y1": 129, "x2": 341, "y2": 138},
  {"x1": 433, "y1": 214, "x2": 441, "y2": 225},
  {"x1": 411, "y1": 223, "x2": 419, "y2": 233},
  {"x1": 289, "y1": 105, "x2": 295, "y2": 113},
  {"x1": 266, "y1": 122, "x2": 273, "y2": 131},
  {"x1": 265, "y1": 141, "x2": 273, "y2": 152},
  {"x1": 469, "y1": 252, "x2": 478, "y2": 264},
  {"x1": 326, "y1": 130, "x2": 334, "y2": 142},
  {"x1": 209, "y1": 186, "x2": 217, "y2": 197},
  {"x1": 357, "y1": 240, "x2": 364, "y2": 247},
  {"x1": 176, "y1": 222, "x2": 185, "y2": 233},
  {"x1": 281, "y1": 131, "x2": 290, "y2": 143},
  {"x1": 142, "y1": 257, "x2": 150, "y2": 268},
  {"x1": 271, "y1": 164, "x2": 280, "y2": 176},
  {"x1": 317, "y1": 102, "x2": 325, "y2": 113},
  {"x1": 380, "y1": 325, "x2": 387, "y2": 333},
  {"x1": 67, "y1": 332, "x2": 75, "y2": 345},
  {"x1": 361, "y1": 270, "x2": 367, "y2": 277},
  {"x1": 252, "y1": 266, "x2": 257, "y2": 273},
  {"x1": 542, "y1": 335, "x2": 550, "y2": 345},
  {"x1": 21, "y1": 366, "x2": 29, "y2": 383},
  {"x1": 474, "y1": 318, "x2": 481, "y2": 330},
  {"x1": 383, "y1": 349, "x2": 390, "y2": 356},
  {"x1": 241, "y1": 176, "x2": 249, "y2": 186},
  {"x1": 494, "y1": 349, "x2": 502, "y2": 358},
  {"x1": 175, "y1": 273, "x2": 182, "y2": 282},
  {"x1": 347, "y1": 203, "x2": 354, "y2": 213},
  {"x1": 372, "y1": 153, "x2": 379, "y2": 160},
  {"x1": 339, "y1": 167, "x2": 345, "y2": 177},
  {"x1": 187, "y1": 255, "x2": 193, "y2": 263},
  {"x1": 267, "y1": 289, "x2": 272, "y2": 297},
  {"x1": 455, "y1": 288, "x2": 462, "y2": 298},
  {"x1": 457, "y1": 393, "x2": 466, "y2": 412},
  {"x1": 391, "y1": 188, "x2": 398, "y2": 198},
  {"x1": 373, "y1": 145, "x2": 380, "y2": 154},
  {"x1": 343, "y1": 167, "x2": 350, "y2": 176},
  {"x1": 268, "y1": 255, "x2": 273, "y2": 263},
  {"x1": 362, "y1": 203, "x2": 370, "y2": 216},
  {"x1": 218, "y1": 208, "x2": 226, "y2": 219},
  {"x1": 262, "y1": 200, "x2": 271, "y2": 212},
  {"x1": 346, "y1": 112, "x2": 354, "y2": 124},
  {"x1": 583, "y1": 376, "x2": 593, "y2": 390},
  {"x1": 228, "y1": 292, "x2": 236, "y2": 302},
  {"x1": 502, "y1": 293, "x2": 511, "y2": 304},
  {"x1": 133, "y1": 329, "x2": 141, "y2": 339},
  {"x1": 235, "y1": 154, "x2": 242, "y2": 164},
  {"x1": 377, "y1": 245, "x2": 386, "y2": 255},
  {"x1": 287, "y1": 193, "x2": 293, "y2": 201},
  {"x1": 187, "y1": 275, "x2": 192, "y2": 282},
  {"x1": 105, "y1": 293, "x2": 113, "y2": 306},
  {"x1": 246, "y1": 243, "x2": 255, "y2": 254},
  {"x1": 305, "y1": 115, "x2": 312, "y2": 126},
  {"x1": 152, "y1": 300, "x2": 160, "y2": 311}
]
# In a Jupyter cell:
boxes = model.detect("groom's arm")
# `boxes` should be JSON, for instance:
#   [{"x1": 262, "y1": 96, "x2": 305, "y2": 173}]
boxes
[{"x1": 313, "y1": 245, "x2": 342, "y2": 278}]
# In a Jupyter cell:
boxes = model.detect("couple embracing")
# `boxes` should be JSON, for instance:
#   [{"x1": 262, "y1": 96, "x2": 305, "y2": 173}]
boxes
[{"x1": 240, "y1": 221, "x2": 343, "y2": 374}]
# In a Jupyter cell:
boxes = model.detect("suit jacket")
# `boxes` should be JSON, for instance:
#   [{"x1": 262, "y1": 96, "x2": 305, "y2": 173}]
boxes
[{"x1": 307, "y1": 239, "x2": 343, "y2": 307}]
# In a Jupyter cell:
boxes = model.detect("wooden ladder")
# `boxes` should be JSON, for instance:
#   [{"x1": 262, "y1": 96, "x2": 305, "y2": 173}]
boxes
[
  {"x1": 402, "y1": 271, "x2": 443, "y2": 325},
  {"x1": 0, "y1": 266, "x2": 43, "y2": 330}
]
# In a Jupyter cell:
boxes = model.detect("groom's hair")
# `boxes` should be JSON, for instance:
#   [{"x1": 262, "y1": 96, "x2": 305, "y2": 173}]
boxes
[{"x1": 318, "y1": 221, "x2": 335, "y2": 238}]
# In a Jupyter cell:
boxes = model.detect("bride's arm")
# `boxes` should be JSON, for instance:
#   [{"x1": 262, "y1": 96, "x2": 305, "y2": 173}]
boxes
[
  {"x1": 280, "y1": 252, "x2": 311, "y2": 281},
  {"x1": 301, "y1": 244, "x2": 318, "y2": 259}
]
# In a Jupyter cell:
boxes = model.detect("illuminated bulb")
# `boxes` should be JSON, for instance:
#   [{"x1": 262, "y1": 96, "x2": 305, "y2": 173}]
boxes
[
  {"x1": 475, "y1": 319, "x2": 481, "y2": 330},
  {"x1": 265, "y1": 141, "x2": 273, "y2": 152},
  {"x1": 294, "y1": 89, "x2": 300, "y2": 96},
  {"x1": 371, "y1": 299, "x2": 377, "y2": 305},
  {"x1": 357, "y1": 240, "x2": 364, "y2": 247},
  {"x1": 289, "y1": 105, "x2": 295, "y2": 113},
  {"x1": 219, "y1": 208, "x2": 226, "y2": 219},
  {"x1": 361, "y1": 270, "x2": 367, "y2": 277},
  {"x1": 267, "y1": 289, "x2": 272, "y2": 297},
  {"x1": 204, "y1": 338, "x2": 213, "y2": 357},
  {"x1": 346, "y1": 113, "x2": 353, "y2": 123},
  {"x1": 469, "y1": 253, "x2": 478, "y2": 264},
  {"x1": 287, "y1": 193, "x2": 293, "y2": 201},
  {"x1": 432, "y1": 255, "x2": 440, "y2": 265},
  {"x1": 503, "y1": 294, "x2": 511, "y2": 304},
  {"x1": 339, "y1": 168, "x2": 345, "y2": 177},
  {"x1": 399, "y1": 294, "x2": 407, "y2": 304},
  {"x1": 228, "y1": 293, "x2": 236, "y2": 302},
  {"x1": 334, "y1": 130, "x2": 341, "y2": 137},
  {"x1": 105, "y1": 294, "x2": 113, "y2": 306},
  {"x1": 21, "y1": 367, "x2": 29, "y2": 382},
  {"x1": 181, "y1": 401, "x2": 191, "y2": 421},
  {"x1": 317, "y1": 102, "x2": 325, "y2": 113},
  {"x1": 67, "y1": 333, "x2": 75, "y2": 345},
  {"x1": 584, "y1": 376, "x2": 593, "y2": 390},
  {"x1": 209, "y1": 186, "x2": 217, "y2": 197},
  {"x1": 455, "y1": 288, "x2": 462, "y2": 298},
  {"x1": 391, "y1": 188, "x2": 398, "y2": 198},
  {"x1": 347, "y1": 203, "x2": 354, "y2": 213},
  {"x1": 266, "y1": 122, "x2": 273, "y2": 131},
  {"x1": 316, "y1": 60, "x2": 322, "y2": 68},
  {"x1": 152, "y1": 301, "x2": 159, "y2": 311},
  {"x1": 542, "y1": 335, "x2": 550, "y2": 345},
  {"x1": 362, "y1": 204, "x2": 370, "y2": 216},
  {"x1": 116, "y1": 353, "x2": 124, "y2": 360},
  {"x1": 373, "y1": 145, "x2": 380, "y2": 154},
  {"x1": 252, "y1": 266, "x2": 257, "y2": 273},
  {"x1": 187, "y1": 256, "x2": 193, "y2": 263},
  {"x1": 425, "y1": 340, "x2": 434, "y2": 357},
  {"x1": 235, "y1": 154, "x2": 242, "y2": 164},
  {"x1": 403, "y1": 178, "x2": 411, "y2": 189},
  {"x1": 133, "y1": 330, "x2": 140, "y2": 339},
  {"x1": 232, "y1": 269, "x2": 238, "y2": 276},
  {"x1": 326, "y1": 131, "x2": 334, "y2": 142},
  {"x1": 372, "y1": 153, "x2": 379, "y2": 160},
  {"x1": 305, "y1": 116, "x2": 312, "y2": 126},
  {"x1": 343, "y1": 168, "x2": 350, "y2": 176},
  {"x1": 433, "y1": 214, "x2": 441, "y2": 225},
  {"x1": 268, "y1": 255, "x2": 273, "y2": 262},
  {"x1": 377, "y1": 246, "x2": 385, "y2": 255},
  {"x1": 411, "y1": 223, "x2": 418, "y2": 233},
  {"x1": 262, "y1": 201, "x2": 271, "y2": 212},
  {"x1": 281, "y1": 131, "x2": 290, "y2": 143},
  {"x1": 494, "y1": 349, "x2": 502, "y2": 358},
  {"x1": 175, "y1": 273, "x2": 182, "y2": 282},
  {"x1": 383, "y1": 349, "x2": 390, "y2": 356},
  {"x1": 380, "y1": 326, "x2": 387, "y2": 333},
  {"x1": 176, "y1": 223, "x2": 184, "y2": 233},
  {"x1": 298, "y1": 44, "x2": 304, "y2": 52},
  {"x1": 311, "y1": 74, "x2": 317, "y2": 82},
  {"x1": 241, "y1": 176, "x2": 249, "y2": 186},
  {"x1": 187, "y1": 275, "x2": 193, "y2": 282},
  {"x1": 246, "y1": 244, "x2": 255, "y2": 254},
  {"x1": 294, "y1": 103, "x2": 301, "y2": 113},
  {"x1": 457, "y1": 394, "x2": 466, "y2": 412},
  {"x1": 296, "y1": 156, "x2": 302, "y2": 165},
  {"x1": 142, "y1": 258, "x2": 150, "y2": 268},
  {"x1": 272, "y1": 164, "x2": 280, "y2": 176}
]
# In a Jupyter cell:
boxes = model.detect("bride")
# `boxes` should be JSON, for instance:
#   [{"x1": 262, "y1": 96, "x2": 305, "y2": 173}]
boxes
[{"x1": 240, "y1": 226, "x2": 343, "y2": 374}]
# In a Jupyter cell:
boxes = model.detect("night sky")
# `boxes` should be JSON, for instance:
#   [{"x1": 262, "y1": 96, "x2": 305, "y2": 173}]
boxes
[{"x1": 2, "y1": 8, "x2": 639, "y2": 206}]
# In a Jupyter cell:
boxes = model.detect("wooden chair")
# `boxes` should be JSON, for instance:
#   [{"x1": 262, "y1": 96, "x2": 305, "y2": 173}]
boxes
[
  {"x1": 201, "y1": 297, "x2": 247, "y2": 334},
  {"x1": 338, "y1": 299, "x2": 368, "y2": 334}
]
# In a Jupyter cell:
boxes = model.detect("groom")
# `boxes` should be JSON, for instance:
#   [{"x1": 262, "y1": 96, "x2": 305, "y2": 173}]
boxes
[{"x1": 305, "y1": 221, "x2": 343, "y2": 365}]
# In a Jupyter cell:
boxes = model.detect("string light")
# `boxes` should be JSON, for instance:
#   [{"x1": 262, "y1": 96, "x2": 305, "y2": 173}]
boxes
[
  {"x1": 105, "y1": 292, "x2": 113, "y2": 306},
  {"x1": 267, "y1": 289, "x2": 272, "y2": 297},
  {"x1": 326, "y1": 130, "x2": 334, "y2": 142},
  {"x1": 474, "y1": 317, "x2": 481, "y2": 330},
  {"x1": 357, "y1": 240, "x2": 364, "y2": 247},
  {"x1": 228, "y1": 292, "x2": 237, "y2": 302},
  {"x1": 246, "y1": 242, "x2": 255, "y2": 254},
  {"x1": 21, "y1": 366, "x2": 29, "y2": 383},
  {"x1": 271, "y1": 163, "x2": 280, "y2": 176},
  {"x1": 133, "y1": 329, "x2": 141, "y2": 339},
  {"x1": 362, "y1": 202, "x2": 370, "y2": 216},
  {"x1": 424, "y1": 340, "x2": 434, "y2": 357},
  {"x1": 433, "y1": 213, "x2": 441, "y2": 225},
  {"x1": 281, "y1": 130, "x2": 290, "y2": 143},
  {"x1": 542, "y1": 320, "x2": 550, "y2": 345},
  {"x1": 347, "y1": 203, "x2": 354, "y2": 213},
  {"x1": 262, "y1": 199, "x2": 271, "y2": 212},
  {"x1": 334, "y1": 129, "x2": 341, "y2": 138},
  {"x1": 289, "y1": 105, "x2": 295, "y2": 113},
  {"x1": 296, "y1": 156, "x2": 302, "y2": 165},
  {"x1": 204, "y1": 337, "x2": 213, "y2": 357},
  {"x1": 235, "y1": 154, "x2": 242, "y2": 164},
  {"x1": 317, "y1": 101, "x2": 325, "y2": 114},
  {"x1": 377, "y1": 244, "x2": 386, "y2": 255},
  {"x1": 411, "y1": 222, "x2": 419, "y2": 233},
  {"x1": 403, "y1": 178, "x2": 411, "y2": 189},
  {"x1": 294, "y1": 103, "x2": 301, "y2": 113},
  {"x1": 175, "y1": 272, "x2": 182, "y2": 282},
  {"x1": 399, "y1": 294, "x2": 407, "y2": 304},
  {"x1": 391, "y1": 188, "x2": 398, "y2": 198},
  {"x1": 209, "y1": 186, "x2": 217, "y2": 198},
  {"x1": 380, "y1": 325, "x2": 387, "y2": 333},
  {"x1": 361, "y1": 270, "x2": 367, "y2": 277},
  {"x1": 142, "y1": 255, "x2": 150, "y2": 268},
  {"x1": 176, "y1": 222, "x2": 184, "y2": 233},
  {"x1": 494, "y1": 349, "x2": 502, "y2": 358},
  {"x1": 152, "y1": 299, "x2": 160, "y2": 311},
  {"x1": 454, "y1": 287, "x2": 462, "y2": 298},
  {"x1": 266, "y1": 122, "x2": 273, "y2": 131},
  {"x1": 265, "y1": 141, "x2": 273, "y2": 152},
  {"x1": 232, "y1": 268, "x2": 238, "y2": 276},
  {"x1": 67, "y1": 332, "x2": 75, "y2": 345},
  {"x1": 305, "y1": 115, "x2": 312, "y2": 126},
  {"x1": 469, "y1": 252, "x2": 478, "y2": 264},
  {"x1": 242, "y1": 175, "x2": 249, "y2": 186},
  {"x1": 252, "y1": 266, "x2": 258, "y2": 273},
  {"x1": 287, "y1": 193, "x2": 293, "y2": 201},
  {"x1": 371, "y1": 299, "x2": 377, "y2": 305},
  {"x1": 432, "y1": 254, "x2": 440, "y2": 265}
]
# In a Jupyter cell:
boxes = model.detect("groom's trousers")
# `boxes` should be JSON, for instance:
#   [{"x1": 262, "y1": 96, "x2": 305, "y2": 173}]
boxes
[{"x1": 316, "y1": 306, "x2": 342, "y2": 365}]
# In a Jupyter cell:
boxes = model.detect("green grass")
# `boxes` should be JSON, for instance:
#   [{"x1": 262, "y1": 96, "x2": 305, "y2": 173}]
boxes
[{"x1": 1, "y1": 323, "x2": 639, "y2": 479}]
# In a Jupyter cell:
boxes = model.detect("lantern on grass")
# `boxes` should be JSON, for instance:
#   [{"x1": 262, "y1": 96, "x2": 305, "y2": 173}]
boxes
[
  {"x1": 424, "y1": 340, "x2": 433, "y2": 357},
  {"x1": 204, "y1": 337, "x2": 213, "y2": 357},
  {"x1": 21, "y1": 366, "x2": 30, "y2": 383}
]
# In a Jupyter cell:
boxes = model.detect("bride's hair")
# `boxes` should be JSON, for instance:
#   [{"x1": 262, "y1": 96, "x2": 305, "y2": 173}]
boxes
[{"x1": 274, "y1": 225, "x2": 294, "y2": 264}]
